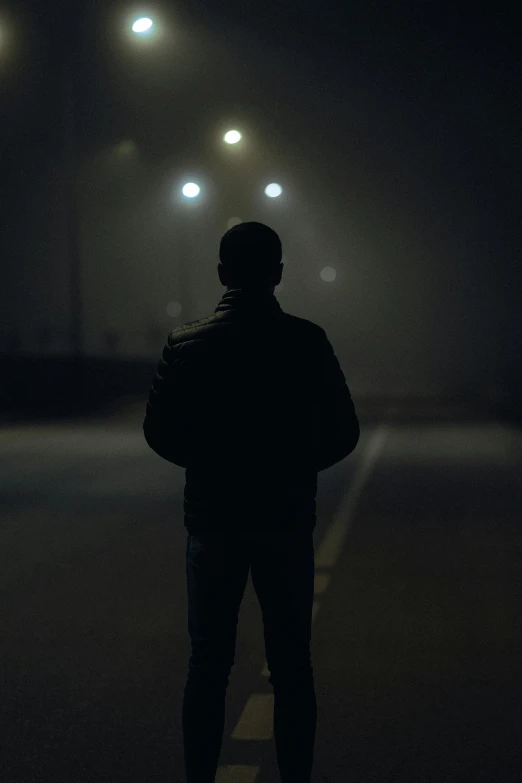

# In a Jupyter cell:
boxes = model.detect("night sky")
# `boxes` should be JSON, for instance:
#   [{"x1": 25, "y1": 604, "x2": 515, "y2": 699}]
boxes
[{"x1": 1, "y1": 1, "x2": 520, "y2": 399}]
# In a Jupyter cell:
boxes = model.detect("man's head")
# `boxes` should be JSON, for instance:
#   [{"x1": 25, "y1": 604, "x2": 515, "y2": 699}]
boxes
[{"x1": 218, "y1": 221, "x2": 283, "y2": 293}]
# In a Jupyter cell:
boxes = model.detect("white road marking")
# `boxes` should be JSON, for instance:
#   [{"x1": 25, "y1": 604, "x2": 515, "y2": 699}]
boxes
[
  {"x1": 215, "y1": 765, "x2": 260, "y2": 783},
  {"x1": 230, "y1": 694, "x2": 274, "y2": 740},
  {"x1": 316, "y1": 423, "x2": 390, "y2": 568}
]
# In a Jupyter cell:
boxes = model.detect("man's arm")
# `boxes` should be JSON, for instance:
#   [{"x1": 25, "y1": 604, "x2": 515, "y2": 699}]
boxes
[
  {"x1": 143, "y1": 333, "x2": 191, "y2": 468},
  {"x1": 313, "y1": 329, "x2": 360, "y2": 472}
]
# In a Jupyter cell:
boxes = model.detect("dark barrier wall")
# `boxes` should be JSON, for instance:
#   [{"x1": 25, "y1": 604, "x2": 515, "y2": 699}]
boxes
[
  {"x1": 0, "y1": 355, "x2": 520, "y2": 426},
  {"x1": 0, "y1": 355, "x2": 155, "y2": 420}
]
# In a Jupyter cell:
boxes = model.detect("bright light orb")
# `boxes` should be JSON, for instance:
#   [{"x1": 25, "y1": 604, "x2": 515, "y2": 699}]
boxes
[
  {"x1": 132, "y1": 17, "x2": 153, "y2": 33},
  {"x1": 265, "y1": 183, "x2": 282, "y2": 198},
  {"x1": 224, "y1": 130, "x2": 242, "y2": 144},
  {"x1": 182, "y1": 182, "x2": 200, "y2": 198}
]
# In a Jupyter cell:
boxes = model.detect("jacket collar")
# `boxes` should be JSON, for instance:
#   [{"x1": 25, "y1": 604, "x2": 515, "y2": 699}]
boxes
[{"x1": 214, "y1": 287, "x2": 283, "y2": 316}]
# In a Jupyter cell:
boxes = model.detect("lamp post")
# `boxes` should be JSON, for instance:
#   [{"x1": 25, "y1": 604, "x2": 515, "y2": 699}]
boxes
[
  {"x1": 61, "y1": 34, "x2": 85, "y2": 401},
  {"x1": 177, "y1": 182, "x2": 202, "y2": 323},
  {"x1": 60, "y1": 15, "x2": 158, "y2": 402}
]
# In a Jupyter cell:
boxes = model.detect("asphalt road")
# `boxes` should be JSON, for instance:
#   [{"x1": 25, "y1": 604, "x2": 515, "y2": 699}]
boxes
[{"x1": 0, "y1": 399, "x2": 520, "y2": 782}]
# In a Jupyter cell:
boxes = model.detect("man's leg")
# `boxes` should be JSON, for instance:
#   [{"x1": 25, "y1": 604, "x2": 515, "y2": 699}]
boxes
[{"x1": 182, "y1": 532, "x2": 250, "y2": 782}]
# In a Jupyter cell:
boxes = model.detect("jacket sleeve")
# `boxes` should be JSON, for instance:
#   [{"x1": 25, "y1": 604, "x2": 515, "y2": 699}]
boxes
[
  {"x1": 312, "y1": 328, "x2": 360, "y2": 472},
  {"x1": 142, "y1": 333, "x2": 192, "y2": 468}
]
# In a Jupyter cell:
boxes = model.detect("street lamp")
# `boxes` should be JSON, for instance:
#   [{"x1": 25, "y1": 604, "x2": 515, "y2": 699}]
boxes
[
  {"x1": 176, "y1": 181, "x2": 203, "y2": 321},
  {"x1": 182, "y1": 182, "x2": 200, "y2": 198},
  {"x1": 224, "y1": 129, "x2": 242, "y2": 145},
  {"x1": 264, "y1": 182, "x2": 282, "y2": 198},
  {"x1": 62, "y1": 14, "x2": 160, "y2": 400},
  {"x1": 131, "y1": 17, "x2": 154, "y2": 34}
]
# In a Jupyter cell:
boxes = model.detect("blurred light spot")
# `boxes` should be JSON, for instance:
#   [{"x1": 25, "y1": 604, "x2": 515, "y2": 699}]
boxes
[
  {"x1": 116, "y1": 140, "x2": 137, "y2": 156},
  {"x1": 182, "y1": 182, "x2": 200, "y2": 198},
  {"x1": 265, "y1": 183, "x2": 282, "y2": 198},
  {"x1": 166, "y1": 301, "x2": 183, "y2": 318},
  {"x1": 132, "y1": 17, "x2": 153, "y2": 33},
  {"x1": 227, "y1": 217, "x2": 242, "y2": 229},
  {"x1": 224, "y1": 130, "x2": 242, "y2": 144},
  {"x1": 320, "y1": 266, "x2": 336, "y2": 282}
]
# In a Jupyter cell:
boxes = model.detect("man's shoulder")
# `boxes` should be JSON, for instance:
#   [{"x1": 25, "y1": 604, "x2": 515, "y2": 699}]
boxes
[
  {"x1": 167, "y1": 315, "x2": 217, "y2": 344},
  {"x1": 286, "y1": 313, "x2": 325, "y2": 338},
  {"x1": 168, "y1": 312, "x2": 325, "y2": 345}
]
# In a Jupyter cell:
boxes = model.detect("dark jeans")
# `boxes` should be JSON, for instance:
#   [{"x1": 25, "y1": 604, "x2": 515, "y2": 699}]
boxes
[{"x1": 182, "y1": 528, "x2": 317, "y2": 783}]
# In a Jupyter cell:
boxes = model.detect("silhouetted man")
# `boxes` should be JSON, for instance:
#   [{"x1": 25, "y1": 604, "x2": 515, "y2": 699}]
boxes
[{"x1": 143, "y1": 221, "x2": 360, "y2": 782}]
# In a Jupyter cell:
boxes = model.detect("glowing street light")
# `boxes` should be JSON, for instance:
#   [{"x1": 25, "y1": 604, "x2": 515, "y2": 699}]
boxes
[
  {"x1": 181, "y1": 182, "x2": 200, "y2": 198},
  {"x1": 264, "y1": 183, "x2": 282, "y2": 198},
  {"x1": 131, "y1": 17, "x2": 153, "y2": 34},
  {"x1": 224, "y1": 129, "x2": 242, "y2": 145}
]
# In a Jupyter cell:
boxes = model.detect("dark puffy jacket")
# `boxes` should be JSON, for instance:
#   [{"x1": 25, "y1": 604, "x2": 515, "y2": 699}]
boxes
[{"x1": 143, "y1": 287, "x2": 360, "y2": 534}]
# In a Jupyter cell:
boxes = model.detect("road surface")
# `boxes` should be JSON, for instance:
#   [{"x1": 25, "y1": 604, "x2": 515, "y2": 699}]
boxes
[{"x1": 0, "y1": 398, "x2": 520, "y2": 782}]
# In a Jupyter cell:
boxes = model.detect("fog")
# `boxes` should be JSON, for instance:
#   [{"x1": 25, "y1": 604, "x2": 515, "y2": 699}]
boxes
[{"x1": 0, "y1": 1, "x2": 519, "y2": 410}]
